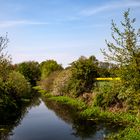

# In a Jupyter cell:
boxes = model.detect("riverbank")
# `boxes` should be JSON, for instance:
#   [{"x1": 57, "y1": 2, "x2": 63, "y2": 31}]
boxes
[{"x1": 35, "y1": 86, "x2": 140, "y2": 140}]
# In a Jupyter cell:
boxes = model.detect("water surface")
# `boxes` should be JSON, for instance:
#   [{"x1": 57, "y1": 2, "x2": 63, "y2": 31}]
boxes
[{"x1": 1, "y1": 98, "x2": 120, "y2": 140}]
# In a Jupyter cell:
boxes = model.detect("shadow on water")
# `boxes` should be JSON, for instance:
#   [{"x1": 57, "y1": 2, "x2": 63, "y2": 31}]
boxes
[
  {"x1": 0, "y1": 94, "x2": 124, "y2": 140},
  {"x1": 43, "y1": 99, "x2": 123, "y2": 140},
  {"x1": 0, "y1": 93, "x2": 41, "y2": 140}
]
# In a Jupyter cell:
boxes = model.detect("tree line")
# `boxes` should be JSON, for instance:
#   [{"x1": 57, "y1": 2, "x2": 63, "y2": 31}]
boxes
[{"x1": 0, "y1": 9, "x2": 140, "y2": 116}]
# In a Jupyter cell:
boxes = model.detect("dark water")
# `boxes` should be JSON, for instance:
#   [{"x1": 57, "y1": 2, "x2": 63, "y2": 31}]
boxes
[{"x1": 0, "y1": 97, "x2": 121, "y2": 140}]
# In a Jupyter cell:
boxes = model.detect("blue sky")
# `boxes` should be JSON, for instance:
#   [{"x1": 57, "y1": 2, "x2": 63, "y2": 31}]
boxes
[{"x1": 0, "y1": 0, "x2": 140, "y2": 67}]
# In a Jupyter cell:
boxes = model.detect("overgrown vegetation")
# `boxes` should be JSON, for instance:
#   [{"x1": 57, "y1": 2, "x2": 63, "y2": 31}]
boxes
[{"x1": 66, "y1": 56, "x2": 98, "y2": 97}]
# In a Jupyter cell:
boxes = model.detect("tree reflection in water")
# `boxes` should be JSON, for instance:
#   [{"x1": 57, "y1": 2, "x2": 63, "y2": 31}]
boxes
[
  {"x1": 43, "y1": 99, "x2": 121, "y2": 140},
  {"x1": 0, "y1": 93, "x2": 41, "y2": 140},
  {"x1": 0, "y1": 95, "x2": 122, "y2": 140}
]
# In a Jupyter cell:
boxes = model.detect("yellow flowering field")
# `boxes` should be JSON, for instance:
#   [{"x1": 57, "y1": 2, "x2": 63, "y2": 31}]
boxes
[{"x1": 95, "y1": 77, "x2": 121, "y2": 81}]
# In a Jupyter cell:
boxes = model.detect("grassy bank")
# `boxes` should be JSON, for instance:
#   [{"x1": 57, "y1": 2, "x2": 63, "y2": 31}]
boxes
[
  {"x1": 47, "y1": 96, "x2": 86, "y2": 110},
  {"x1": 49, "y1": 96, "x2": 140, "y2": 139}
]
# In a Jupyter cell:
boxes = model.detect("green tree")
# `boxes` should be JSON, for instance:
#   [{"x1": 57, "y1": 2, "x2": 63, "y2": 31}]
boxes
[
  {"x1": 17, "y1": 61, "x2": 41, "y2": 85},
  {"x1": 101, "y1": 9, "x2": 140, "y2": 108},
  {"x1": 7, "y1": 71, "x2": 31, "y2": 100},
  {"x1": 102, "y1": 9, "x2": 140, "y2": 90},
  {"x1": 0, "y1": 34, "x2": 33, "y2": 111},
  {"x1": 0, "y1": 34, "x2": 14, "y2": 109},
  {"x1": 40, "y1": 60, "x2": 63, "y2": 79},
  {"x1": 68, "y1": 56, "x2": 98, "y2": 97}
]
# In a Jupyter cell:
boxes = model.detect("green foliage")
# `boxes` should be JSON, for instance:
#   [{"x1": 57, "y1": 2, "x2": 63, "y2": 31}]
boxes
[
  {"x1": 81, "y1": 106, "x2": 139, "y2": 125},
  {"x1": 105, "y1": 10, "x2": 140, "y2": 72},
  {"x1": 67, "y1": 56, "x2": 98, "y2": 96},
  {"x1": 16, "y1": 61, "x2": 41, "y2": 85},
  {"x1": 102, "y1": 9, "x2": 140, "y2": 71},
  {"x1": 109, "y1": 126, "x2": 140, "y2": 140},
  {"x1": 38, "y1": 60, "x2": 63, "y2": 93},
  {"x1": 40, "y1": 60, "x2": 63, "y2": 79},
  {"x1": 0, "y1": 59, "x2": 11, "y2": 81},
  {"x1": 101, "y1": 9, "x2": 140, "y2": 112},
  {"x1": 98, "y1": 62, "x2": 111, "y2": 77},
  {"x1": 0, "y1": 71, "x2": 31, "y2": 110},
  {"x1": 94, "y1": 81, "x2": 121, "y2": 109},
  {"x1": 6, "y1": 71, "x2": 31, "y2": 99},
  {"x1": 48, "y1": 96, "x2": 87, "y2": 110},
  {"x1": 82, "y1": 106, "x2": 140, "y2": 139},
  {"x1": 98, "y1": 68, "x2": 111, "y2": 77},
  {"x1": 0, "y1": 78, "x2": 14, "y2": 109},
  {"x1": 0, "y1": 34, "x2": 17, "y2": 109}
]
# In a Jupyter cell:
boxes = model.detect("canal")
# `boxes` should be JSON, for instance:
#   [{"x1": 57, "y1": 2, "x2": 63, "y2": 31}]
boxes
[{"x1": 1, "y1": 97, "x2": 120, "y2": 140}]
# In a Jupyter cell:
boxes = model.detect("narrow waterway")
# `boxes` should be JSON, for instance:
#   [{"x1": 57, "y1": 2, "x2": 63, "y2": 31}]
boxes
[{"x1": 1, "y1": 98, "x2": 120, "y2": 140}]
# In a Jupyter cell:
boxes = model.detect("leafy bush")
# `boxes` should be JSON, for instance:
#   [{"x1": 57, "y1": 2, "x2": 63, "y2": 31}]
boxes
[
  {"x1": 0, "y1": 78, "x2": 8, "y2": 108},
  {"x1": 7, "y1": 71, "x2": 31, "y2": 99},
  {"x1": 109, "y1": 126, "x2": 140, "y2": 140},
  {"x1": 0, "y1": 77, "x2": 18, "y2": 109},
  {"x1": 40, "y1": 60, "x2": 63, "y2": 79},
  {"x1": 94, "y1": 80, "x2": 140, "y2": 113},
  {"x1": 94, "y1": 81, "x2": 122, "y2": 109},
  {"x1": 118, "y1": 85, "x2": 140, "y2": 112},
  {"x1": 67, "y1": 56, "x2": 98, "y2": 97},
  {"x1": 16, "y1": 61, "x2": 41, "y2": 85},
  {"x1": 0, "y1": 59, "x2": 11, "y2": 81}
]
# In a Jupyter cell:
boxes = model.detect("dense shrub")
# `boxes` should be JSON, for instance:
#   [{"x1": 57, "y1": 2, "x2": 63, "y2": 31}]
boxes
[
  {"x1": 16, "y1": 61, "x2": 41, "y2": 85},
  {"x1": 39, "y1": 71, "x2": 60, "y2": 92},
  {"x1": 67, "y1": 56, "x2": 98, "y2": 97},
  {"x1": 109, "y1": 126, "x2": 140, "y2": 140},
  {"x1": 6, "y1": 71, "x2": 31, "y2": 99},
  {"x1": 93, "y1": 80, "x2": 140, "y2": 113},
  {"x1": 52, "y1": 69, "x2": 72, "y2": 96},
  {"x1": 40, "y1": 60, "x2": 63, "y2": 79},
  {"x1": 0, "y1": 59, "x2": 12, "y2": 81},
  {"x1": 118, "y1": 84, "x2": 140, "y2": 112},
  {"x1": 93, "y1": 81, "x2": 122, "y2": 109},
  {"x1": 0, "y1": 78, "x2": 8, "y2": 108}
]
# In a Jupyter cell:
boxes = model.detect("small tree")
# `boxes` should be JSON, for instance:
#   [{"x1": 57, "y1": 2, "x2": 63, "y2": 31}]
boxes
[
  {"x1": 68, "y1": 56, "x2": 98, "y2": 97},
  {"x1": 0, "y1": 34, "x2": 9, "y2": 60},
  {"x1": 0, "y1": 34, "x2": 11, "y2": 81},
  {"x1": 17, "y1": 61, "x2": 41, "y2": 85},
  {"x1": 102, "y1": 9, "x2": 140, "y2": 90},
  {"x1": 40, "y1": 60, "x2": 63, "y2": 79}
]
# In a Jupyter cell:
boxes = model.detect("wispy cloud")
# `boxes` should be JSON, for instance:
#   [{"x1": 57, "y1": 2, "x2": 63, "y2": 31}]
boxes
[
  {"x1": 80, "y1": 1, "x2": 140, "y2": 16},
  {"x1": 0, "y1": 20, "x2": 49, "y2": 28}
]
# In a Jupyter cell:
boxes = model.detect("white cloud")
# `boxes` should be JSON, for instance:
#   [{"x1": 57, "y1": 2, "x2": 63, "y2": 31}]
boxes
[
  {"x1": 0, "y1": 20, "x2": 49, "y2": 28},
  {"x1": 80, "y1": 1, "x2": 140, "y2": 16}
]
